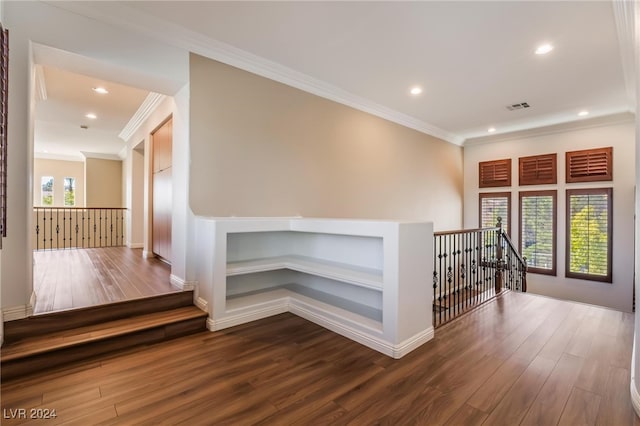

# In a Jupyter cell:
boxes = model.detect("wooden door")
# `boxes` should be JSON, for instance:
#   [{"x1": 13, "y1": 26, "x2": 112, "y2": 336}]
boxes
[{"x1": 152, "y1": 118, "x2": 172, "y2": 262}]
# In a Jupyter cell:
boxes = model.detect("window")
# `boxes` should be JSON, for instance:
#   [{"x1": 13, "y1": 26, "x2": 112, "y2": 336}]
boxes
[
  {"x1": 566, "y1": 188, "x2": 612, "y2": 283},
  {"x1": 566, "y1": 147, "x2": 612, "y2": 183},
  {"x1": 479, "y1": 159, "x2": 512, "y2": 188},
  {"x1": 519, "y1": 153, "x2": 557, "y2": 185},
  {"x1": 41, "y1": 176, "x2": 54, "y2": 206},
  {"x1": 519, "y1": 191, "x2": 557, "y2": 275},
  {"x1": 64, "y1": 177, "x2": 76, "y2": 207},
  {"x1": 479, "y1": 192, "x2": 510, "y2": 234}
]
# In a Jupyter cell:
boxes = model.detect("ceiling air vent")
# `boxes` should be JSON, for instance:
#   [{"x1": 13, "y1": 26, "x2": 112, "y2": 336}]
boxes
[{"x1": 506, "y1": 102, "x2": 530, "y2": 111}]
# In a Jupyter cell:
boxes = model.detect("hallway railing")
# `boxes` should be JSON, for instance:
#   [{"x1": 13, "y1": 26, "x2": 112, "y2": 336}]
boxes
[
  {"x1": 433, "y1": 218, "x2": 526, "y2": 327},
  {"x1": 33, "y1": 207, "x2": 126, "y2": 251}
]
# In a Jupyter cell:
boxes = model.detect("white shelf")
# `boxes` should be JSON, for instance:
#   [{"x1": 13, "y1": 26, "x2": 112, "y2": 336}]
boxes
[
  {"x1": 226, "y1": 255, "x2": 383, "y2": 291},
  {"x1": 225, "y1": 286, "x2": 383, "y2": 332}
]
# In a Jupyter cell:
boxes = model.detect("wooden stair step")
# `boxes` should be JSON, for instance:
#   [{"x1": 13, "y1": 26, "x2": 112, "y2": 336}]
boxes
[
  {"x1": 3, "y1": 291, "x2": 195, "y2": 343},
  {"x1": 1, "y1": 305, "x2": 208, "y2": 382},
  {"x1": 1, "y1": 306, "x2": 207, "y2": 362}
]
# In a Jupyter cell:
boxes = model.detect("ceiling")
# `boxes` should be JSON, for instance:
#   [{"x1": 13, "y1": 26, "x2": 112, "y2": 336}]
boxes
[
  {"x1": 34, "y1": 65, "x2": 149, "y2": 161},
  {"x1": 39, "y1": 0, "x2": 633, "y2": 156}
]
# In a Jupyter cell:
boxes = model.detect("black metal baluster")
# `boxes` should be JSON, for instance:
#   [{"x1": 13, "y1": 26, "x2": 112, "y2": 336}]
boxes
[
  {"x1": 439, "y1": 234, "x2": 444, "y2": 326},
  {"x1": 63, "y1": 208, "x2": 66, "y2": 249}
]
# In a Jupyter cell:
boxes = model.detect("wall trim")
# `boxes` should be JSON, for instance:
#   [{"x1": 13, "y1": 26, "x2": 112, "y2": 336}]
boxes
[
  {"x1": 35, "y1": 64, "x2": 48, "y2": 101},
  {"x1": 126, "y1": 242, "x2": 144, "y2": 249},
  {"x1": 631, "y1": 336, "x2": 640, "y2": 418},
  {"x1": 208, "y1": 300, "x2": 289, "y2": 331},
  {"x1": 612, "y1": 0, "x2": 636, "y2": 112},
  {"x1": 464, "y1": 112, "x2": 635, "y2": 146},
  {"x1": 3, "y1": 304, "x2": 34, "y2": 322},
  {"x1": 195, "y1": 297, "x2": 208, "y2": 312},
  {"x1": 46, "y1": 1, "x2": 461, "y2": 146},
  {"x1": 208, "y1": 293, "x2": 433, "y2": 359},
  {"x1": 392, "y1": 327, "x2": 435, "y2": 358},
  {"x1": 169, "y1": 274, "x2": 197, "y2": 291},
  {"x1": 142, "y1": 250, "x2": 155, "y2": 259},
  {"x1": 119, "y1": 92, "x2": 166, "y2": 142}
]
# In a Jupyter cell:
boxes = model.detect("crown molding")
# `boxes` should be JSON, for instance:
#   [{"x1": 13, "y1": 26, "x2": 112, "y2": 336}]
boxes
[
  {"x1": 118, "y1": 92, "x2": 166, "y2": 142},
  {"x1": 45, "y1": 1, "x2": 462, "y2": 146},
  {"x1": 34, "y1": 64, "x2": 47, "y2": 101},
  {"x1": 81, "y1": 151, "x2": 122, "y2": 161},
  {"x1": 612, "y1": 0, "x2": 636, "y2": 112},
  {"x1": 464, "y1": 112, "x2": 635, "y2": 146},
  {"x1": 34, "y1": 152, "x2": 84, "y2": 162}
]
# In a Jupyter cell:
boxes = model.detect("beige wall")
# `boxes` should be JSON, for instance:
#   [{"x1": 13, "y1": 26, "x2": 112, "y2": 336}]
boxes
[
  {"x1": 189, "y1": 54, "x2": 463, "y2": 230},
  {"x1": 464, "y1": 116, "x2": 635, "y2": 312},
  {"x1": 33, "y1": 158, "x2": 85, "y2": 207},
  {"x1": 85, "y1": 158, "x2": 123, "y2": 207}
]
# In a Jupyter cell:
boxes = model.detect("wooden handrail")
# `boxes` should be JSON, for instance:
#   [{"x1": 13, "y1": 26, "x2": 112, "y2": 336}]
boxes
[
  {"x1": 33, "y1": 207, "x2": 127, "y2": 210},
  {"x1": 434, "y1": 226, "x2": 499, "y2": 236}
]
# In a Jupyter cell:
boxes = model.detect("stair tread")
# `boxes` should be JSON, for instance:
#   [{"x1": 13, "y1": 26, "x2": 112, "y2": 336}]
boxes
[{"x1": 1, "y1": 306, "x2": 207, "y2": 361}]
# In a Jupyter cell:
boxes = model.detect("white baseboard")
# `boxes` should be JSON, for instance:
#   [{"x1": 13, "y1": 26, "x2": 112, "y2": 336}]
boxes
[
  {"x1": 195, "y1": 297, "x2": 208, "y2": 311},
  {"x1": 209, "y1": 299, "x2": 289, "y2": 331},
  {"x1": 631, "y1": 336, "x2": 640, "y2": 418},
  {"x1": 142, "y1": 250, "x2": 155, "y2": 259},
  {"x1": 2, "y1": 304, "x2": 34, "y2": 321},
  {"x1": 392, "y1": 327, "x2": 435, "y2": 359},
  {"x1": 169, "y1": 275, "x2": 197, "y2": 291},
  {"x1": 126, "y1": 242, "x2": 144, "y2": 249},
  {"x1": 209, "y1": 294, "x2": 433, "y2": 359}
]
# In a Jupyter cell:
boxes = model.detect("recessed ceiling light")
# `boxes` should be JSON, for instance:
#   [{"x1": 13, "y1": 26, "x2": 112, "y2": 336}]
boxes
[
  {"x1": 535, "y1": 44, "x2": 554, "y2": 55},
  {"x1": 410, "y1": 86, "x2": 423, "y2": 95},
  {"x1": 488, "y1": 127, "x2": 496, "y2": 133},
  {"x1": 85, "y1": 113, "x2": 97, "y2": 119},
  {"x1": 92, "y1": 87, "x2": 109, "y2": 94},
  {"x1": 578, "y1": 110, "x2": 589, "y2": 117}
]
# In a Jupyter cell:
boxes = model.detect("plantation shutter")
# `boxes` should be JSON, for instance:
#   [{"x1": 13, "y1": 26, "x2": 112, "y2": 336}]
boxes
[
  {"x1": 566, "y1": 147, "x2": 612, "y2": 183},
  {"x1": 566, "y1": 188, "x2": 612, "y2": 282},
  {"x1": 519, "y1": 154, "x2": 557, "y2": 185},
  {"x1": 519, "y1": 191, "x2": 556, "y2": 275},
  {"x1": 479, "y1": 193, "x2": 510, "y2": 234},
  {"x1": 479, "y1": 159, "x2": 512, "y2": 188}
]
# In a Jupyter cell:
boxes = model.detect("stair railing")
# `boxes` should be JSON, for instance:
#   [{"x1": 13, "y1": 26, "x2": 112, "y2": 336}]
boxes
[
  {"x1": 433, "y1": 217, "x2": 526, "y2": 327},
  {"x1": 33, "y1": 207, "x2": 126, "y2": 251}
]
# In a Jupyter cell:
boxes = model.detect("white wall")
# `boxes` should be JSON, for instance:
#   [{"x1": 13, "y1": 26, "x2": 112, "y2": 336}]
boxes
[
  {"x1": 2, "y1": 1, "x2": 188, "y2": 317},
  {"x1": 464, "y1": 117, "x2": 635, "y2": 312},
  {"x1": 189, "y1": 55, "x2": 464, "y2": 230},
  {"x1": 122, "y1": 145, "x2": 145, "y2": 248}
]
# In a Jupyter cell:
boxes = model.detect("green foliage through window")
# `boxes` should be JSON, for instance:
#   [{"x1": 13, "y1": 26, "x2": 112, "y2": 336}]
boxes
[
  {"x1": 41, "y1": 176, "x2": 53, "y2": 206},
  {"x1": 520, "y1": 192, "x2": 556, "y2": 274},
  {"x1": 64, "y1": 177, "x2": 75, "y2": 207},
  {"x1": 567, "y1": 189, "x2": 611, "y2": 281}
]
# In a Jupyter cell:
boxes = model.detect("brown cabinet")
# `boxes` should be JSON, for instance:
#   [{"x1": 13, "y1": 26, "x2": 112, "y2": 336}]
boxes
[{"x1": 152, "y1": 118, "x2": 172, "y2": 262}]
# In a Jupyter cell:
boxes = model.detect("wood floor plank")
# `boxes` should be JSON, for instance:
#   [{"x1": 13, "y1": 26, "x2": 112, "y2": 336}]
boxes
[
  {"x1": 466, "y1": 355, "x2": 529, "y2": 412},
  {"x1": 33, "y1": 247, "x2": 175, "y2": 314},
  {"x1": 2, "y1": 293, "x2": 636, "y2": 425},
  {"x1": 558, "y1": 387, "x2": 601, "y2": 426},
  {"x1": 481, "y1": 355, "x2": 557, "y2": 426},
  {"x1": 444, "y1": 403, "x2": 489, "y2": 426},
  {"x1": 595, "y1": 367, "x2": 637, "y2": 426},
  {"x1": 520, "y1": 352, "x2": 584, "y2": 425}
]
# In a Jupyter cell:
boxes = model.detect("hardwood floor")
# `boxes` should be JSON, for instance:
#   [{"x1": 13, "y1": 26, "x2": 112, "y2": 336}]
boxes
[
  {"x1": 1, "y1": 291, "x2": 638, "y2": 425},
  {"x1": 33, "y1": 248, "x2": 177, "y2": 314}
]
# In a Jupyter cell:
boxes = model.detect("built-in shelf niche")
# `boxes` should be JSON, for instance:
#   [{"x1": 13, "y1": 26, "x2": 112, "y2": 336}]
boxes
[{"x1": 195, "y1": 217, "x2": 433, "y2": 358}]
